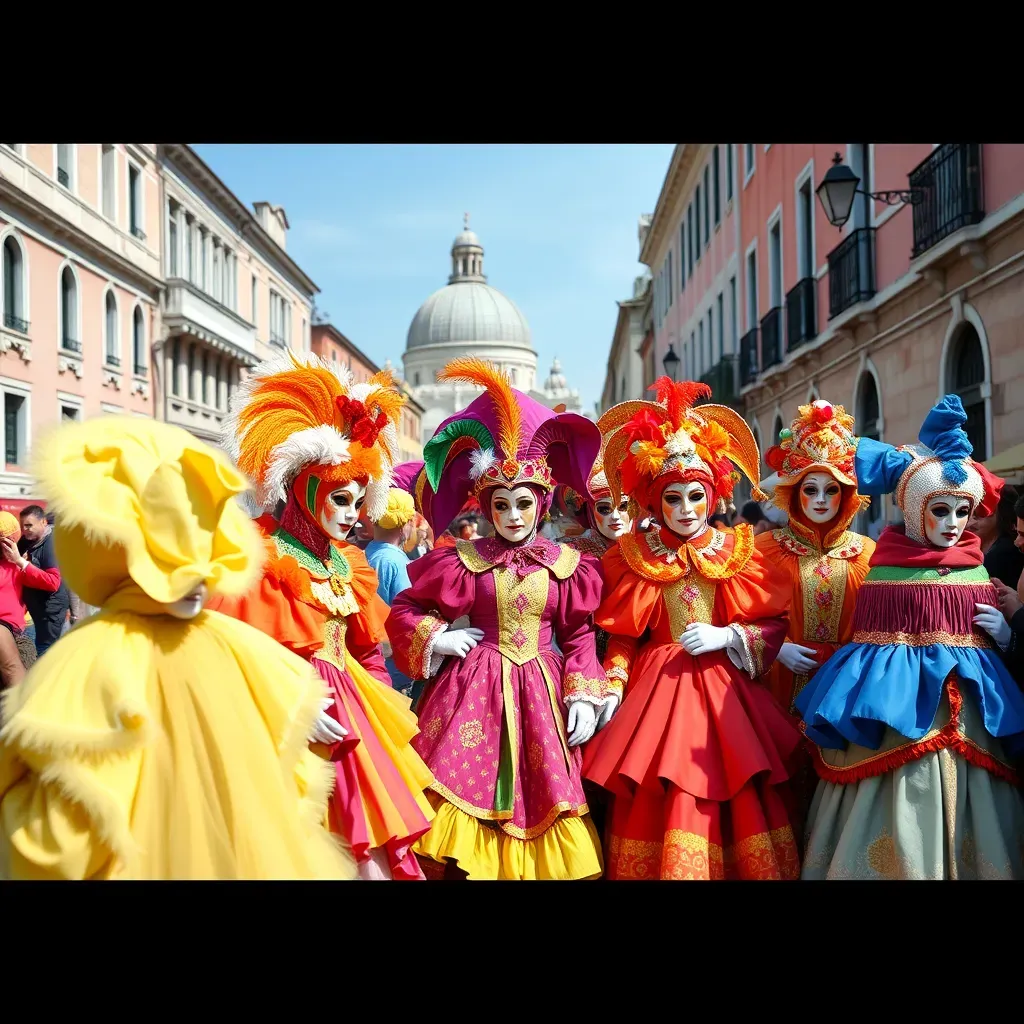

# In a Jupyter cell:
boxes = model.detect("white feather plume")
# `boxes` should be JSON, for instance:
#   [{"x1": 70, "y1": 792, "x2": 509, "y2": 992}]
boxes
[
  {"x1": 264, "y1": 425, "x2": 351, "y2": 506},
  {"x1": 469, "y1": 447, "x2": 498, "y2": 481}
]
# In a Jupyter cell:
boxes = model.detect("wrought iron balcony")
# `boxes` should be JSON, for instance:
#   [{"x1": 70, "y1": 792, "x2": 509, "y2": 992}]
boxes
[
  {"x1": 760, "y1": 307, "x2": 783, "y2": 371},
  {"x1": 909, "y1": 143, "x2": 984, "y2": 258},
  {"x1": 106, "y1": 354, "x2": 121, "y2": 368},
  {"x1": 57, "y1": 167, "x2": 69, "y2": 187},
  {"x1": 61, "y1": 335, "x2": 81, "y2": 353},
  {"x1": 785, "y1": 276, "x2": 817, "y2": 351},
  {"x1": 131, "y1": 224, "x2": 147, "y2": 241},
  {"x1": 739, "y1": 327, "x2": 759, "y2": 387},
  {"x1": 2, "y1": 312, "x2": 29, "y2": 334},
  {"x1": 827, "y1": 227, "x2": 876, "y2": 320},
  {"x1": 700, "y1": 354, "x2": 738, "y2": 406}
]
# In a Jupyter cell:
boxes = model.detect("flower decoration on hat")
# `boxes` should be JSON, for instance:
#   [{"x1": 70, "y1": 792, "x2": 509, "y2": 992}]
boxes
[
  {"x1": 765, "y1": 399, "x2": 859, "y2": 486},
  {"x1": 601, "y1": 376, "x2": 767, "y2": 515},
  {"x1": 223, "y1": 351, "x2": 405, "y2": 523}
]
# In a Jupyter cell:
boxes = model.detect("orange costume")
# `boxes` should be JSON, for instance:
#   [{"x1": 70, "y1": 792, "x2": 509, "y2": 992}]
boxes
[
  {"x1": 582, "y1": 379, "x2": 802, "y2": 880},
  {"x1": 208, "y1": 352, "x2": 434, "y2": 880}
]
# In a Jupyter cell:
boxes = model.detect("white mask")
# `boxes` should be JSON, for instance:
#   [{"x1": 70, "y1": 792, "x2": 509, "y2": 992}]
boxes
[
  {"x1": 166, "y1": 582, "x2": 208, "y2": 620},
  {"x1": 490, "y1": 485, "x2": 538, "y2": 544},
  {"x1": 798, "y1": 471, "x2": 842, "y2": 525},
  {"x1": 320, "y1": 481, "x2": 366, "y2": 541},
  {"x1": 593, "y1": 494, "x2": 632, "y2": 541},
  {"x1": 661, "y1": 481, "x2": 709, "y2": 541},
  {"x1": 924, "y1": 493, "x2": 972, "y2": 548}
]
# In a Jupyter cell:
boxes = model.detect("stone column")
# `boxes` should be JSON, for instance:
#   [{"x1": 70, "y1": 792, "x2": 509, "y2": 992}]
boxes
[
  {"x1": 218, "y1": 357, "x2": 230, "y2": 410},
  {"x1": 164, "y1": 341, "x2": 174, "y2": 404},
  {"x1": 191, "y1": 343, "x2": 203, "y2": 402},
  {"x1": 205, "y1": 350, "x2": 217, "y2": 408}
]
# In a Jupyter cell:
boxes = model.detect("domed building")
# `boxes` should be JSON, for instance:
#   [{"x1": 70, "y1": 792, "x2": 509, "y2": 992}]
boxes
[{"x1": 404, "y1": 218, "x2": 585, "y2": 443}]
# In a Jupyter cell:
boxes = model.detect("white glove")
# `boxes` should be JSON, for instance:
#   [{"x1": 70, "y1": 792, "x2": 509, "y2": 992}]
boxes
[
  {"x1": 679, "y1": 622, "x2": 733, "y2": 656},
  {"x1": 567, "y1": 701, "x2": 597, "y2": 747},
  {"x1": 975, "y1": 603, "x2": 1012, "y2": 651},
  {"x1": 434, "y1": 627, "x2": 484, "y2": 659},
  {"x1": 310, "y1": 697, "x2": 349, "y2": 745},
  {"x1": 778, "y1": 642, "x2": 820, "y2": 674},
  {"x1": 595, "y1": 694, "x2": 620, "y2": 732}
]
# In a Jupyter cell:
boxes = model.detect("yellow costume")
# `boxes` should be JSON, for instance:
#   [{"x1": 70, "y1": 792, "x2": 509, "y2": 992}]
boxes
[{"x1": 0, "y1": 416, "x2": 356, "y2": 880}]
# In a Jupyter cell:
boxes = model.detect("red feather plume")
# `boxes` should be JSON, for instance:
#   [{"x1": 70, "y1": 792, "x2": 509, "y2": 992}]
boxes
[{"x1": 649, "y1": 377, "x2": 712, "y2": 431}]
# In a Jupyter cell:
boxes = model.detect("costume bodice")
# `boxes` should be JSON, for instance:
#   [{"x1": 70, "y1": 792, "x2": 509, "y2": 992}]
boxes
[{"x1": 467, "y1": 567, "x2": 558, "y2": 666}]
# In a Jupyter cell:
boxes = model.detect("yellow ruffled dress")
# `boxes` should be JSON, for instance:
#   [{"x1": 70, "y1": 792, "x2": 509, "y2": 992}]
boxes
[{"x1": 0, "y1": 417, "x2": 356, "y2": 880}]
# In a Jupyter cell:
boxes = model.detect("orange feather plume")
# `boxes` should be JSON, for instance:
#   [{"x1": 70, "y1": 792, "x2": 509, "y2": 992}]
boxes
[
  {"x1": 650, "y1": 377, "x2": 712, "y2": 431},
  {"x1": 437, "y1": 357, "x2": 522, "y2": 461}
]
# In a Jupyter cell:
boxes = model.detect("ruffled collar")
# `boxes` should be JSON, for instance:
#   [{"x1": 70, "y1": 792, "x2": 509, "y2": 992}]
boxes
[
  {"x1": 772, "y1": 526, "x2": 865, "y2": 561},
  {"x1": 871, "y1": 524, "x2": 983, "y2": 569},
  {"x1": 456, "y1": 534, "x2": 580, "y2": 579}
]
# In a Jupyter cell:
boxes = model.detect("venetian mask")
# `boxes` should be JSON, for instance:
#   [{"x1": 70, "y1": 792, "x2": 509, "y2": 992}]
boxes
[
  {"x1": 661, "y1": 481, "x2": 708, "y2": 541},
  {"x1": 799, "y1": 471, "x2": 842, "y2": 525},
  {"x1": 320, "y1": 481, "x2": 366, "y2": 541},
  {"x1": 924, "y1": 493, "x2": 971, "y2": 548},
  {"x1": 594, "y1": 494, "x2": 632, "y2": 541},
  {"x1": 166, "y1": 582, "x2": 208, "y2": 620},
  {"x1": 491, "y1": 485, "x2": 538, "y2": 544}
]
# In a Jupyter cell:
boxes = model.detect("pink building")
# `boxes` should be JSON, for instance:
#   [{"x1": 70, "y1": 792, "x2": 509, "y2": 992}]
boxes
[
  {"x1": 640, "y1": 143, "x2": 1024, "y2": 524},
  {"x1": 0, "y1": 143, "x2": 161, "y2": 506}
]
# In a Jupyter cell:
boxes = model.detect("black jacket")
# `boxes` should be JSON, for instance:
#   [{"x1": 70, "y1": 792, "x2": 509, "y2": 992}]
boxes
[
  {"x1": 18, "y1": 531, "x2": 70, "y2": 646},
  {"x1": 985, "y1": 535, "x2": 1024, "y2": 591}
]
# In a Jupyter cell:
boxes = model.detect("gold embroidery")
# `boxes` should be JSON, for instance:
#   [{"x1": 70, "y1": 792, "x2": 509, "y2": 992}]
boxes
[
  {"x1": 774, "y1": 527, "x2": 864, "y2": 561},
  {"x1": 455, "y1": 539, "x2": 580, "y2": 579},
  {"x1": 620, "y1": 524, "x2": 755, "y2": 584},
  {"x1": 424, "y1": 716, "x2": 443, "y2": 742},
  {"x1": 550, "y1": 544, "x2": 581, "y2": 580},
  {"x1": 866, "y1": 828, "x2": 901, "y2": 878},
  {"x1": 494, "y1": 566, "x2": 547, "y2": 666},
  {"x1": 538, "y1": 658, "x2": 573, "y2": 768},
  {"x1": 797, "y1": 551, "x2": 847, "y2": 646},
  {"x1": 663, "y1": 574, "x2": 717, "y2": 639},
  {"x1": 563, "y1": 671, "x2": 610, "y2": 703},
  {"x1": 732, "y1": 622, "x2": 767, "y2": 677},
  {"x1": 528, "y1": 741, "x2": 544, "y2": 770},
  {"x1": 408, "y1": 613, "x2": 445, "y2": 678},
  {"x1": 309, "y1": 577, "x2": 360, "y2": 617},
  {"x1": 852, "y1": 629, "x2": 992, "y2": 648},
  {"x1": 316, "y1": 616, "x2": 348, "y2": 672},
  {"x1": 455, "y1": 539, "x2": 495, "y2": 574},
  {"x1": 459, "y1": 720, "x2": 484, "y2": 749}
]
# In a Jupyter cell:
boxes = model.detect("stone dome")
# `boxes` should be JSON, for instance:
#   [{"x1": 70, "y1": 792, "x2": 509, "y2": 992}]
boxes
[{"x1": 406, "y1": 281, "x2": 532, "y2": 350}]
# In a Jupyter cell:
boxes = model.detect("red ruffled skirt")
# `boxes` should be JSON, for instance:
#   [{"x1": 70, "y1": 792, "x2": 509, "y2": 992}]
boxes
[{"x1": 583, "y1": 643, "x2": 802, "y2": 880}]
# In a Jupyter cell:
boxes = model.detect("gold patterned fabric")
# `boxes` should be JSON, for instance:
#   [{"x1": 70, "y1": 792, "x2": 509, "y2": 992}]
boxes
[{"x1": 494, "y1": 567, "x2": 547, "y2": 666}]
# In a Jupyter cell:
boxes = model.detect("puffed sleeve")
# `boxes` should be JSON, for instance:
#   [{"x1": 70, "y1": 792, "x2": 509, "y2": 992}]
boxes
[
  {"x1": 386, "y1": 546, "x2": 477, "y2": 681},
  {"x1": 594, "y1": 545, "x2": 662, "y2": 694},
  {"x1": 555, "y1": 551, "x2": 615, "y2": 706},
  {"x1": 716, "y1": 542, "x2": 792, "y2": 679}
]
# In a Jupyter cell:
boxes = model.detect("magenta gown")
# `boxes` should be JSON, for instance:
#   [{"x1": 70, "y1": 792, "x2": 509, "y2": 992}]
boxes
[{"x1": 387, "y1": 535, "x2": 611, "y2": 880}]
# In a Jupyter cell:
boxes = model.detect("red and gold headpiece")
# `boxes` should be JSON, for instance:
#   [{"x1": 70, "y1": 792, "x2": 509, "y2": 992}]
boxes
[
  {"x1": 602, "y1": 377, "x2": 766, "y2": 514},
  {"x1": 224, "y1": 351, "x2": 405, "y2": 522},
  {"x1": 765, "y1": 399, "x2": 858, "y2": 486}
]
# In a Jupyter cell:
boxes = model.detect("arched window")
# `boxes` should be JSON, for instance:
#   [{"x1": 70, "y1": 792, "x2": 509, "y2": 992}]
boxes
[
  {"x1": 2, "y1": 235, "x2": 27, "y2": 334},
  {"x1": 856, "y1": 370, "x2": 882, "y2": 529},
  {"x1": 60, "y1": 265, "x2": 79, "y2": 351},
  {"x1": 950, "y1": 323, "x2": 987, "y2": 459},
  {"x1": 104, "y1": 290, "x2": 119, "y2": 366},
  {"x1": 132, "y1": 306, "x2": 145, "y2": 373}
]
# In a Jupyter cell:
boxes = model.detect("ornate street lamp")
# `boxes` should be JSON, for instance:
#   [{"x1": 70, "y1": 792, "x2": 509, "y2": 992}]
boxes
[
  {"x1": 816, "y1": 152, "x2": 925, "y2": 229},
  {"x1": 662, "y1": 342, "x2": 680, "y2": 381}
]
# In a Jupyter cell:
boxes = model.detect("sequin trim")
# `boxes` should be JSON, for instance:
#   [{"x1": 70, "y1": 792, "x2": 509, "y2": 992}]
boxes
[
  {"x1": 408, "y1": 613, "x2": 447, "y2": 679},
  {"x1": 731, "y1": 622, "x2": 767, "y2": 677},
  {"x1": 851, "y1": 628, "x2": 993, "y2": 649}
]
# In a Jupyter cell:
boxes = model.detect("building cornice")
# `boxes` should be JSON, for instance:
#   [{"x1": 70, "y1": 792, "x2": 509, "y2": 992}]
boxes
[
  {"x1": 639, "y1": 144, "x2": 705, "y2": 267},
  {"x1": 160, "y1": 144, "x2": 319, "y2": 297}
]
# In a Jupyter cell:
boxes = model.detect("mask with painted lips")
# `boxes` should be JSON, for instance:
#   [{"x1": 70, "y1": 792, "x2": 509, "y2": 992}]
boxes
[
  {"x1": 319, "y1": 481, "x2": 366, "y2": 541},
  {"x1": 661, "y1": 481, "x2": 709, "y2": 541},
  {"x1": 491, "y1": 485, "x2": 538, "y2": 544},
  {"x1": 594, "y1": 495, "x2": 632, "y2": 541},
  {"x1": 799, "y1": 471, "x2": 842, "y2": 525},
  {"x1": 924, "y1": 493, "x2": 972, "y2": 548},
  {"x1": 166, "y1": 582, "x2": 209, "y2": 620}
]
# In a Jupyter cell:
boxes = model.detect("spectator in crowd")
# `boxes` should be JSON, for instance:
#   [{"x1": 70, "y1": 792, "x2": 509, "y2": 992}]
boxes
[
  {"x1": 970, "y1": 482, "x2": 1024, "y2": 589},
  {"x1": 404, "y1": 513, "x2": 433, "y2": 561},
  {"x1": 17, "y1": 505, "x2": 70, "y2": 657},
  {"x1": 365, "y1": 488, "x2": 417, "y2": 696},
  {"x1": 735, "y1": 500, "x2": 774, "y2": 536},
  {"x1": 709, "y1": 512, "x2": 732, "y2": 530},
  {"x1": 458, "y1": 516, "x2": 480, "y2": 542},
  {"x1": 989, "y1": 492, "x2": 1024, "y2": 684}
]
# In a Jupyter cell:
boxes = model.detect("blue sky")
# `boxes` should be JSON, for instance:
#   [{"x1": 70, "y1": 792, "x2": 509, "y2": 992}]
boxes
[{"x1": 193, "y1": 144, "x2": 673, "y2": 412}]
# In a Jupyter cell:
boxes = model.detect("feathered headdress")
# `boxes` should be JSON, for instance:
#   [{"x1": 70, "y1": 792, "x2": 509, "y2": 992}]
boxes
[
  {"x1": 419, "y1": 357, "x2": 601, "y2": 535},
  {"x1": 224, "y1": 351, "x2": 405, "y2": 522},
  {"x1": 602, "y1": 376, "x2": 766, "y2": 514}
]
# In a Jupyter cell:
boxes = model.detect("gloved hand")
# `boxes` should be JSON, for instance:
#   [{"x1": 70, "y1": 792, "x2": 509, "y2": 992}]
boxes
[
  {"x1": 567, "y1": 701, "x2": 597, "y2": 746},
  {"x1": 595, "y1": 694, "x2": 620, "y2": 732},
  {"x1": 778, "y1": 642, "x2": 820, "y2": 674},
  {"x1": 975, "y1": 603, "x2": 1012, "y2": 651},
  {"x1": 434, "y1": 627, "x2": 485, "y2": 659},
  {"x1": 679, "y1": 622, "x2": 734, "y2": 656},
  {"x1": 310, "y1": 697, "x2": 349, "y2": 745}
]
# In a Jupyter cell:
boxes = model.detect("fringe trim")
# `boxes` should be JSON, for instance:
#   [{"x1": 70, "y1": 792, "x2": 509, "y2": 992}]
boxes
[{"x1": 811, "y1": 677, "x2": 1021, "y2": 787}]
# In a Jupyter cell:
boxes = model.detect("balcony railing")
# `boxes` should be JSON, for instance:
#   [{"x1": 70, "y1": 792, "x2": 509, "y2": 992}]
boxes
[
  {"x1": 909, "y1": 142, "x2": 984, "y2": 258},
  {"x1": 131, "y1": 224, "x2": 147, "y2": 241},
  {"x1": 760, "y1": 307, "x2": 783, "y2": 371},
  {"x1": 2, "y1": 312, "x2": 29, "y2": 334},
  {"x1": 700, "y1": 354, "x2": 737, "y2": 406},
  {"x1": 827, "y1": 227, "x2": 876, "y2": 320},
  {"x1": 57, "y1": 167, "x2": 69, "y2": 187},
  {"x1": 106, "y1": 354, "x2": 121, "y2": 368},
  {"x1": 785, "y1": 276, "x2": 817, "y2": 351},
  {"x1": 61, "y1": 336, "x2": 81, "y2": 353},
  {"x1": 739, "y1": 327, "x2": 759, "y2": 387}
]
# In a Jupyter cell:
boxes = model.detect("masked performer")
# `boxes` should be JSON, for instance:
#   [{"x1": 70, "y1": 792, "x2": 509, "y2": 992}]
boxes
[
  {"x1": 209, "y1": 353, "x2": 434, "y2": 881},
  {"x1": 582, "y1": 378, "x2": 801, "y2": 881},
  {"x1": 387, "y1": 358, "x2": 616, "y2": 880},
  {"x1": 797, "y1": 396, "x2": 1024, "y2": 879},
  {"x1": 0, "y1": 417, "x2": 356, "y2": 880}
]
